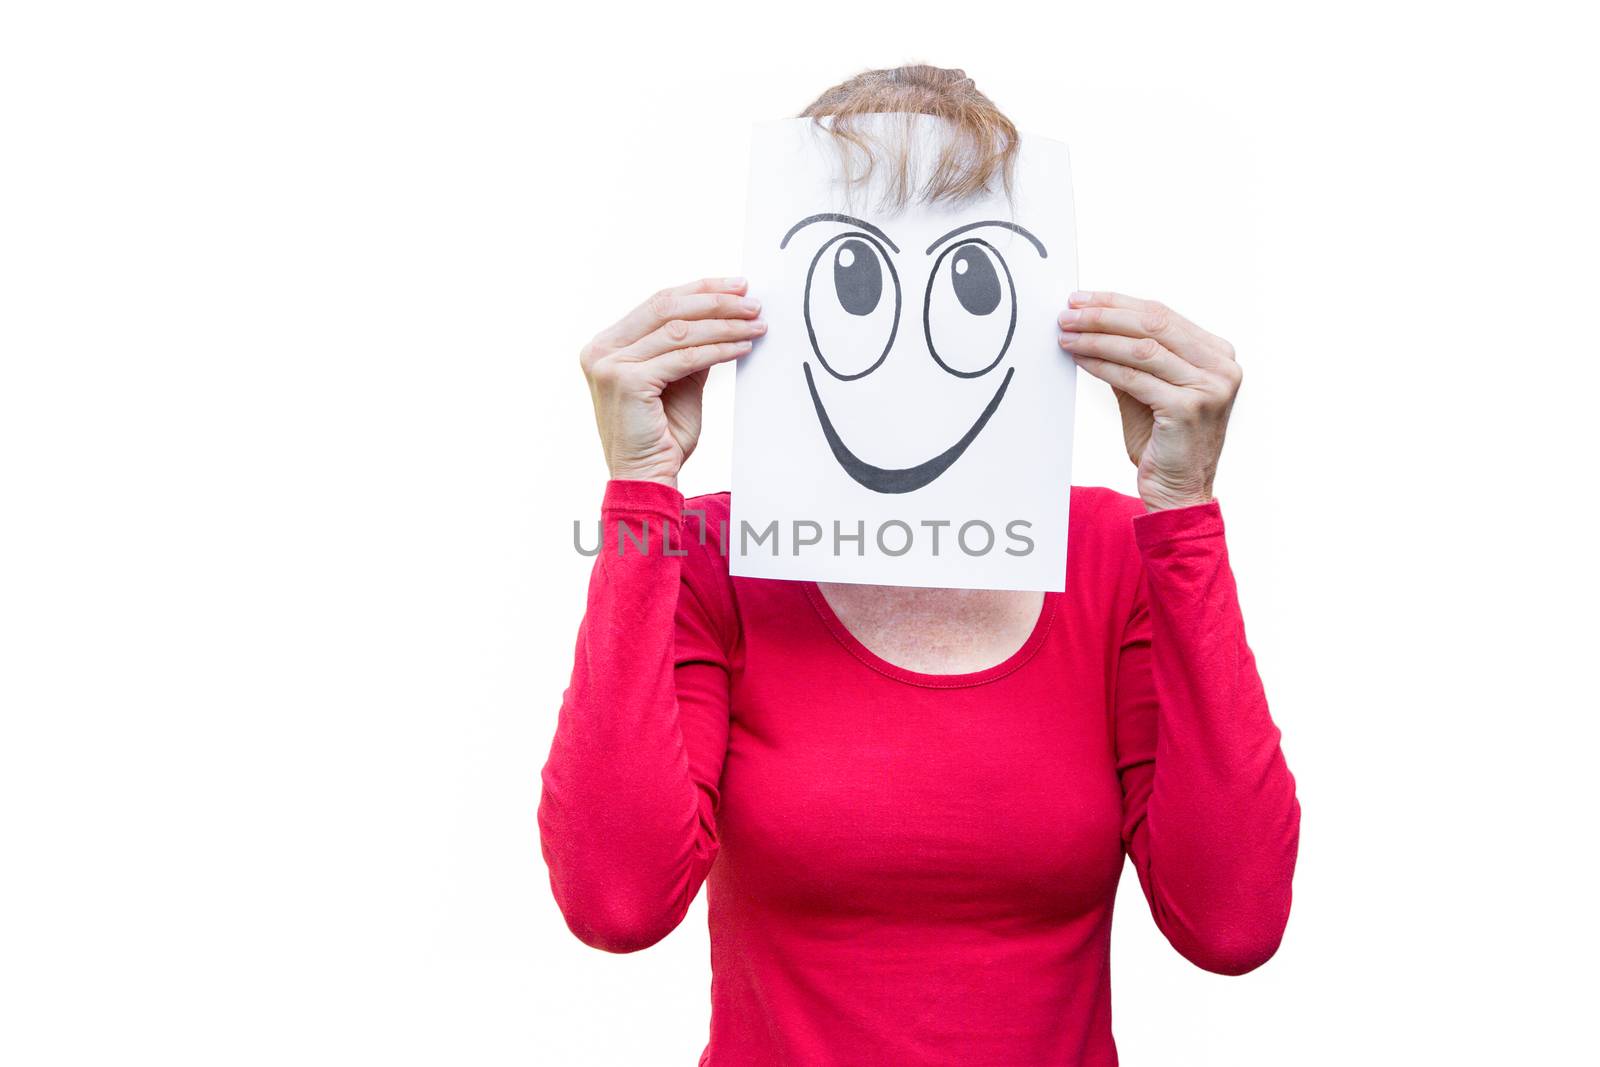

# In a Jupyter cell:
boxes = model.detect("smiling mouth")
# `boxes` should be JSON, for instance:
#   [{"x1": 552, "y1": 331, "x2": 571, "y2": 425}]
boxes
[{"x1": 802, "y1": 362, "x2": 1016, "y2": 494}]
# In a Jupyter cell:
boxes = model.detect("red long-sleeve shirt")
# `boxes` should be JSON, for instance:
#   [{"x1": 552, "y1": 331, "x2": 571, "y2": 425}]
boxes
[{"x1": 538, "y1": 479, "x2": 1299, "y2": 1065}]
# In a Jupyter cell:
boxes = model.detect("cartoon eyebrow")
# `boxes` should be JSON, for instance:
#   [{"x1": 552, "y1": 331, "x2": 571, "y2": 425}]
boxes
[
  {"x1": 781, "y1": 213, "x2": 900, "y2": 253},
  {"x1": 925, "y1": 221, "x2": 1047, "y2": 258}
]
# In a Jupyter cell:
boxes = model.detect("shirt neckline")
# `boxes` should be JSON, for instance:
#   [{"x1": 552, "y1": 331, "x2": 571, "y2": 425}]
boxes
[{"x1": 801, "y1": 581, "x2": 1060, "y2": 689}]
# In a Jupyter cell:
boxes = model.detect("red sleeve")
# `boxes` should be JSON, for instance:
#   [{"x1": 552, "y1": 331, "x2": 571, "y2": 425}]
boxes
[
  {"x1": 536, "y1": 479, "x2": 734, "y2": 953},
  {"x1": 1113, "y1": 499, "x2": 1300, "y2": 975}
]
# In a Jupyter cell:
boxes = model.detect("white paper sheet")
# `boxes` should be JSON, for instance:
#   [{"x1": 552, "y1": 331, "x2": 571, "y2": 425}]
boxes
[{"x1": 731, "y1": 115, "x2": 1078, "y2": 591}]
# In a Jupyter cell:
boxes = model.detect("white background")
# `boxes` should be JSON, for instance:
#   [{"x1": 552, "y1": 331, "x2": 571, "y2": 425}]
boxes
[{"x1": 2, "y1": 2, "x2": 1595, "y2": 1064}]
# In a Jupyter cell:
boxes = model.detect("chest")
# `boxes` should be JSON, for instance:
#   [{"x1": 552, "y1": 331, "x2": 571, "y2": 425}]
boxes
[
  {"x1": 715, "y1": 584, "x2": 1126, "y2": 922},
  {"x1": 813, "y1": 583, "x2": 1045, "y2": 674}
]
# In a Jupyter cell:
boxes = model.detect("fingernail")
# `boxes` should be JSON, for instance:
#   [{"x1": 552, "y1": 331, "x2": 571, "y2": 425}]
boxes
[
  {"x1": 1069, "y1": 291, "x2": 1091, "y2": 305},
  {"x1": 734, "y1": 340, "x2": 753, "y2": 352},
  {"x1": 1059, "y1": 332, "x2": 1080, "y2": 344},
  {"x1": 751, "y1": 320, "x2": 767, "y2": 333},
  {"x1": 1059, "y1": 309, "x2": 1080, "y2": 326},
  {"x1": 740, "y1": 297, "x2": 762, "y2": 312},
  {"x1": 725, "y1": 277, "x2": 747, "y2": 289}
]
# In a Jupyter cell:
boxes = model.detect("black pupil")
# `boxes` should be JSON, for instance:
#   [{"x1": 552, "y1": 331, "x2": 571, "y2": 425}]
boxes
[
  {"x1": 833, "y1": 239, "x2": 882, "y2": 316},
  {"x1": 951, "y1": 246, "x2": 1001, "y2": 315}
]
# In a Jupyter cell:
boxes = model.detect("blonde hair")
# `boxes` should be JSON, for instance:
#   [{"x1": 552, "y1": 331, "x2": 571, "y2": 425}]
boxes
[{"x1": 799, "y1": 64, "x2": 1019, "y2": 211}]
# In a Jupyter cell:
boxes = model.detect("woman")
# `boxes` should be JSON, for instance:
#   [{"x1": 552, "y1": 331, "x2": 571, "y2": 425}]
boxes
[{"x1": 539, "y1": 65, "x2": 1299, "y2": 1065}]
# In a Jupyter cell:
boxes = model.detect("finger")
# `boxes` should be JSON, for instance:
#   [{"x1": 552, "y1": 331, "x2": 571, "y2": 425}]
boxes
[
  {"x1": 1057, "y1": 304, "x2": 1219, "y2": 367},
  {"x1": 646, "y1": 340, "x2": 754, "y2": 384},
  {"x1": 598, "y1": 277, "x2": 757, "y2": 350},
  {"x1": 1071, "y1": 354, "x2": 1187, "y2": 410},
  {"x1": 623, "y1": 316, "x2": 767, "y2": 362},
  {"x1": 1058, "y1": 330, "x2": 1205, "y2": 387},
  {"x1": 1056, "y1": 302, "x2": 1196, "y2": 343},
  {"x1": 1066, "y1": 290, "x2": 1160, "y2": 313},
  {"x1": 1066, "y1": 293, "x2": 1238, "y2": 367},
  {"x1": 608, "y1": 291, "x2": 762, "y2": 350}
]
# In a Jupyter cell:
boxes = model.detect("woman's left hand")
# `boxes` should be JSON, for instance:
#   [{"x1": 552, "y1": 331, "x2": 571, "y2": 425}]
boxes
[{"x1": 1058, "y1": 291, "x2": 1243, "y2": 512}]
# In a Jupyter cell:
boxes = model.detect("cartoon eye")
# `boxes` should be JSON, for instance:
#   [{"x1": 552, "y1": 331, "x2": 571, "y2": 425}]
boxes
[
  {"x1": 804, "y1": 232, "x2": 901, "y2": 381},
  {"x1": 923, "y1": 239, "x2": 1017, "y2": 378}
]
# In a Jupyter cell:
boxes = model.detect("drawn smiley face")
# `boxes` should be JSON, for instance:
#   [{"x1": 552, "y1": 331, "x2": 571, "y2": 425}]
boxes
[{"x1": 780, "y1": 213, "x2": 1048, "y2": 494}]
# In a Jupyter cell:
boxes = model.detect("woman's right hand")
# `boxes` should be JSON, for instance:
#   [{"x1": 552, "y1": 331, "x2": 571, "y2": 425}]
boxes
[{"x1": 579, "y1": 277, "x2": 765, "y2": 488}]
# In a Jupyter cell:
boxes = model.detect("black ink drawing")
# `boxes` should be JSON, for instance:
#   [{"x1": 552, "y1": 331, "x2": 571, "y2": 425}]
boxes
[{"x1": 780, "y1": 215, "x2": 1047, "y2": 494}]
